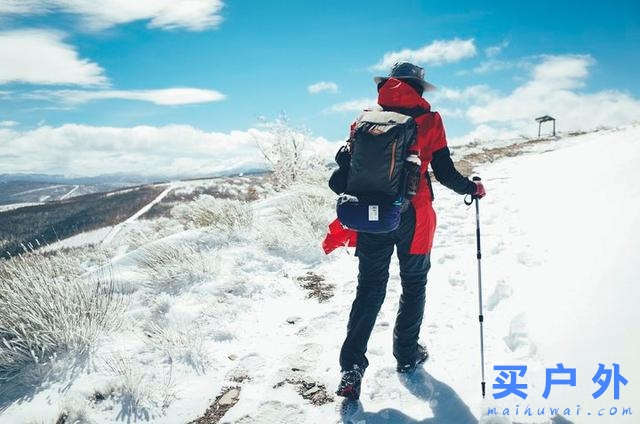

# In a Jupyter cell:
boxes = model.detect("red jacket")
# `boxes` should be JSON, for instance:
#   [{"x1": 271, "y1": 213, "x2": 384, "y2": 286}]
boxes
[{"x1": 323, "y1": 78, "x2": 454, "y2": 255}]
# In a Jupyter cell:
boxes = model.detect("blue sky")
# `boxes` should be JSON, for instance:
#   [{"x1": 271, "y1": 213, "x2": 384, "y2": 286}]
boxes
[{"x1": 1, "y1": 0, "x2": 639, "y2": 176}]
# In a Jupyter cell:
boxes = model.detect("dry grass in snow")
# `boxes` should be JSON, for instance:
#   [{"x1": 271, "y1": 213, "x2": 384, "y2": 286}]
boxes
[
  {"x1": 257, "y1": 184, "x2": 334, "y2": 261},
  {"x1": 0, "y1": 252, "x2": 123, "y2": 382},
  {"x1": 137, "y1": 242, "x2": 221, "y2": 295},
  {"x1": 172, "y1": 196, "x2": 254, "y2": 237},
  {"x1": 103, "y1": 352, "x2": 176, "y2": 419}
]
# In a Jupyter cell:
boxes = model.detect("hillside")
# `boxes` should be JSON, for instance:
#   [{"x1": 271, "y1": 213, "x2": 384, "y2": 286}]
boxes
[
  {"x1": 0, "y1": 125, "x2": 638, "y2": 423},
  {"x1": 0, "y1": 174, "x2": 272, "y2": 258},
  {"x1": 0, "y1": 185, "x2": 166, "y2": 258}
]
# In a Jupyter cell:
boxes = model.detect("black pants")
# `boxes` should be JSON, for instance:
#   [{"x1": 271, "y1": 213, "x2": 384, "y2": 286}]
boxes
[{"x1": 339, "y1": 205, "x2": 431, "y2": 372}]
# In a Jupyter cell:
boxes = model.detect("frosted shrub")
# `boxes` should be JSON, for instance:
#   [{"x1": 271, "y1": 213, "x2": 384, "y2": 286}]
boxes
[
  {"x1": 54, "y1": 398, "x2": 95, "y2": 424},
  {"x1": 255, "y1": 114, "x2": 330, "y2": 190},
  {"x1": 258, "y1": 185, "x2": 334, "y2": 261},
  {"x1": 121, "y1": 217, "x2": 182, "y2": 249},
  {"x1": 0, "y1": 254, "x2": 123, "y2": 381},
  {"x1": 4, "y1": 244, "x2": 112, "y2": 279},
  {"x1": 104, "y1": 353, "x2": 175, "y2": 417},
  {"x1": 144, "y1": 320, "x2": 209, "y2": 374},
  {"x1": 25, "y1": 398, "x2": 95, "y2": 424},
  {"x1": 172, "y1": 195, "x2": 253, "y2": 236},
  {"x1": 277, "y1": 186, "x2": 334, "y2": 237},
  {"x1": 137, "y1": 242, "x2": 220, "y2": 294}
]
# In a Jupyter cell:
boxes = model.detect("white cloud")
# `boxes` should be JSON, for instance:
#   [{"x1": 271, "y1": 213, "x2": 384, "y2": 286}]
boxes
[
  {"x1": 307, "y1": 81, "x2": 338, "y2": 94},
  {"x1": 457, "y1": 57, "x2": 533, "y2": 76},
  {"x1": 0, "y1": 123, "x2": 333, "y2": 177},
  {"x1": 27, "y1": 88, "x2": 226, "y2": 105},
  {"x1": 464, "y1": 54, "x2": 640, "y2": 136},
  {"x1": 324, "y1": 98, "x2": 379, "y2": 114},
  {"x1": 430, "y1": 84, "x2": 497, "y2": 103},
  {"x1": 0, "y1": 120, "x2": 18, "y2": 127},
  {"x1": 472, "y1": 59, "x2": 512, "y2": 74},
  {"x1": 531, "y1": 55, "x2": 591, "y2": 90},
  {"x1": 0, "y1": 2, "x2": 31, "y2": 13},
  {"x1": 448, "y1": 124, "x2": 522, "y2": 147},
  {"x1": 484, "y1": 40, "x2": 509, "y2": 58},
  {"x1": 437, "y1": 107, "x2": 465, "y2": 119},
  {"x1": 372, "y1": 38, "x2": 476, "y2": 71},
  {"x1": 0, "y1": 29, "x2": 107, "y2": 86},
  {"x1": 0, "y1": 0, "x2": 224, "y2": 31}
]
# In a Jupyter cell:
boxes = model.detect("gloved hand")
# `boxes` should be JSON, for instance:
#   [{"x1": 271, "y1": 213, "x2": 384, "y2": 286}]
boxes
[
  {"x1": 473, "y1": 181, "x2": 486, "y2": 199},
  {"x1": 335, "y1": 144, "x2": 351, "y2": 169}
]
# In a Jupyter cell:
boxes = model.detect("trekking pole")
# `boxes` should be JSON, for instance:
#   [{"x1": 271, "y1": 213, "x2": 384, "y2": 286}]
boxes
[{"x1": 465, "y1": 176, "x2": 486, "y2": 398}]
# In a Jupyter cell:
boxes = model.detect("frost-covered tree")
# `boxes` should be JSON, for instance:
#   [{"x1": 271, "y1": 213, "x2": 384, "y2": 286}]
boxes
[{"x1": 254, "y1": 113, "x2": 327, "y2": 189}]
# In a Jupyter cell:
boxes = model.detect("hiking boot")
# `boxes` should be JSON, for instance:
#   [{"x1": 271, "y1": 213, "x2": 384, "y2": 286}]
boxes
[
  {"x1": 396, "y1": 343, "x2": 429, "y2": 374},
  {"x1": 335, "y1": 365, "x2": 364, "y2": 400}
]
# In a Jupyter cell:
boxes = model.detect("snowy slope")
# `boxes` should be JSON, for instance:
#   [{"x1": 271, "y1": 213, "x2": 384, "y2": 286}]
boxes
[
  {"x1": 101, "y1": 183, "x2": 174, "y2": 245},
  {"x1": 40, "y1": 226, "x2": 114, "y2": 252},
  {"x1": 1, "y1": 125, "x2": 638, "y2": 424}
]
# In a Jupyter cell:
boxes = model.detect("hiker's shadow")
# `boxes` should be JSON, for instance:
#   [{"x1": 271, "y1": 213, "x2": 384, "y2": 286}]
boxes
[{"x1": 339, "y1": 367, "x2": 478, "y2": 424}]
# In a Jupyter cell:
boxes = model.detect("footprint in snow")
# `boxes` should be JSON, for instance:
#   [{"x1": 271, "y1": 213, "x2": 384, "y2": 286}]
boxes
[
  {"x1": 437, "y1": 252, "x2": 456, "y2": 264},
  {"x1": 517, "y1": 250, "x2": 540, "y2": 266},
  {"x1": 285, "y1": 315, "x2": 302, "y2": 325},
  {"x1": 285, "y1": 343, "x2": 323, "y2": 371},
  {"x1": 309, "y1": 311, "x2": 339, "y2": 327},
  {"x1": 233, "y1": 400, "x2": 304, "y2": 424},
  {"x1": 491, "y1": 241, "x2": 506, "y2": 255},
  {"x1": 296, "y1": 311, "x2": 340, "y2": 336},
  {"x1": 238, "y1": 353, "x2": 265, "y2": 370},
  {"x1": 448, "y1": 270, "x2": 466, "y2": 287},
  {"x1": 368, "y1": 346, "x2": 384, "y2": 357},
  {"x1": 486, "y1": 280, "x2": 513, "y2": 311},
  {"x1": 503, "y1": 313, "x2": 537, "y2": 358}
]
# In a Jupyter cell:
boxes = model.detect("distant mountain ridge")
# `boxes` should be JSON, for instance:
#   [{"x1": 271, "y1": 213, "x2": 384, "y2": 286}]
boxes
[
  {"x1": 0, "y1": 169, "x2": 269, "y2": 206},
  {"x1": 0, "y1": 167, "x2": 269, "y2": 186}
]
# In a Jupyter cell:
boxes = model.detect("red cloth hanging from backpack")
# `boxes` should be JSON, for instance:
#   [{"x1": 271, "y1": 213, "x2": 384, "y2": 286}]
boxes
[{"x1": 322, "y1": 218, "x2": 357, "y2": 254}]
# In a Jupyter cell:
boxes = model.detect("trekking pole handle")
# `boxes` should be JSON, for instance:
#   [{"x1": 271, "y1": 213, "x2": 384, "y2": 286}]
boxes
[{"x1": 464, "y1": 176, "x2": 482, "y2": 205}]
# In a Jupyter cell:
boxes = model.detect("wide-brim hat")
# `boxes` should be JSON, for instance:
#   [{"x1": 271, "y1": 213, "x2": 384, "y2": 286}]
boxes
[{"x1": 374, "y1": 62, "x2": 436, "y2": 92}]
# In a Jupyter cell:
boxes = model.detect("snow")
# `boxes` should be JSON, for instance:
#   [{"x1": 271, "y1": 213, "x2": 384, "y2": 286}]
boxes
[
  {"x1": 8, "y1": 184, "x2": 65, "y2": 197},
  {"x1": 40, "y1": 226, "x2": 114, "y2": 251},
  {"x1": 1, "y1": 125, "x2": 639, "y2": 423},
  {"x1": 0, "y1": 202, "x2": 42, "y2": 212},
  {"x1": 170, "y1": 176, "x2": 260, "y2": 197},
  {"x1": 101, "y1": 183, "x2": 174, "y2": 245},
  {"x1": 59, "y1": 184, "x2": 80, "y2": 200}
]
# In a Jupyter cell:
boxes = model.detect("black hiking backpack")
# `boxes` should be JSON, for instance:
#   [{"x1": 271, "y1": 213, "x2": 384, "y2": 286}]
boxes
[{"x1": 336, "y1": 110, "x2": 419, "y2": 233}]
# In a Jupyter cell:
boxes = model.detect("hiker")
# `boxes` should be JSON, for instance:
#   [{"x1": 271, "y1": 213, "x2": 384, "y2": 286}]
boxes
[{"x1": 323, "y1": 62, "x2": 486, "y2": 400}]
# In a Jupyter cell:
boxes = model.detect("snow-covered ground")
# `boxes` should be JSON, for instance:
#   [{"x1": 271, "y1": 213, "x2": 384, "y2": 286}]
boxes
[
  {"x1": 1, "y1": 125, "x2": 638, "y2": 424},
  {"x1": 101, "y1": 183, "x2": 174, "y2": 245},
  {"x1": 0, "y1": 202, "x2": 42, "y2": 212},
  {"x1": 40, "y1": 226, "x2": 114, "y2": 252},
  {"x1": 59, "y1": 185, "x2": 80, "y2": 200}
]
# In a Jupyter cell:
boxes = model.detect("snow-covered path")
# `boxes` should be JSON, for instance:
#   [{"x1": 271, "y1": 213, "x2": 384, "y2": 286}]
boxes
[
  {"x1": 101, "y1": 183, "x2": 174, "y2": 245},
  {"x1": 220, "y1": 127, "x2": 639, "y2": 424},
  {"x1": 196, "y1": 126, "x2": 639, "y2": 423},
  {"x1": 1, "y1": 126, "x2": 638, "y2": 424},
  {"x1": 59, "y1": 184, "x2": 80, "y2": 200}
]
